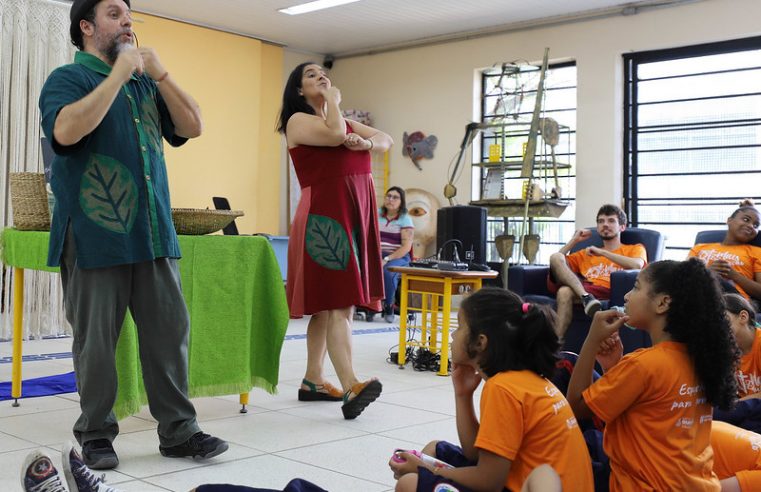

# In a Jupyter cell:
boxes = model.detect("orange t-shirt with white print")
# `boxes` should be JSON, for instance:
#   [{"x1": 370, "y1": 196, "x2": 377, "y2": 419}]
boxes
[
  {"x1": 711, "y1": 420, "x2": 761, "y2": 491},
  {"x1": 688, "y1": 243, "x2": 761, "y2": 300},
  {"x1": 583, "y1": 341, "x2": 719, "y2": 492},
  {"x1": 475, "y1": 370, "x2": 594, "y2": 492},
  {"x1": 566, "y1": 243, "x2": 647, "y2": 290},
  {"x1": 736, "y1": 329, "x2": 761, "y2": 398}
]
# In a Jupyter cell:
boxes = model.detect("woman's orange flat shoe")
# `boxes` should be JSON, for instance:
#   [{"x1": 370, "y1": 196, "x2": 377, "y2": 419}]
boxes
[{"x1": 298, "y1": 378, "x2": 343, "y2": 402}]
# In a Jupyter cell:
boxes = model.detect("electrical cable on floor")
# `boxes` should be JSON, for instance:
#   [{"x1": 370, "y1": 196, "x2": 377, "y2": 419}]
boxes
[{"x1": 386, "y1": 318, "x2": 451, "y2": 373}]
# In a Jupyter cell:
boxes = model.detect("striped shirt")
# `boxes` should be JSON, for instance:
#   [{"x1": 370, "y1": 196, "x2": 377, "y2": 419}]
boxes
[{"x1": 378, "y1": 210, "x2": 414, "y2": 256}]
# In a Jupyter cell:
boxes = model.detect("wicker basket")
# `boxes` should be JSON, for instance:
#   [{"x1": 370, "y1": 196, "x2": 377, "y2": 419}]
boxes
[
  {"x1": 171, "y1": 208, "x2": 244, "y2": 235},
  {"x1": 10, "y1": 172, "x2": 50, "y2": 231}
]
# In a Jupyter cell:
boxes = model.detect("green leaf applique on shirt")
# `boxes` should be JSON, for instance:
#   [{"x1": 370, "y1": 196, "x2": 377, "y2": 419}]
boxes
[
  {"x1": 306, "y1": 214, "x2": 352, "y2": 271},
  {"x1": 141, "y1": 96, "x2": 162, "y2": 154},
  {"x1": 79, "y1": 154, "x2": 138, "y2": 234}
]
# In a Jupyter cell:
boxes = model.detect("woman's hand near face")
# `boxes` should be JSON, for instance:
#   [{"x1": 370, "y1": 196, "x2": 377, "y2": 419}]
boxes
[{"x1": 323, "y1": 86, "x2": 341, "y2": 105}]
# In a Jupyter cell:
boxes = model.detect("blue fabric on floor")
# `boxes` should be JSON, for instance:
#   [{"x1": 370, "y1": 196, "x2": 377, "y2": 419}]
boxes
[{"x1": 0, "y1": 371, "x2": 76, "y2": 401}]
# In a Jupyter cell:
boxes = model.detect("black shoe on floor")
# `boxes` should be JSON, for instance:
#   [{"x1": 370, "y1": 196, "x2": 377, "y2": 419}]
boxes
[
  {"x1": 581, "y1": 294, "x2": 602, "y2": 317},
  {"x1": 81, "y1": 439, "x2": 119, "y2": 470},
  {"x1": 159, "y1": 432, "x2": 229, "y2": 459}
]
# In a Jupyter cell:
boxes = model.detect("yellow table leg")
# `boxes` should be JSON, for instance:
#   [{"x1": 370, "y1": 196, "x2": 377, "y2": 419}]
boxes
[
  {"x1": 239, "y1": 392, "x2": 249, "y2": 413},
  {"x1": 421, "y1": 293, "x2": 429, "y2": 348},
  {"x1": 438, "y1": 278, "x2": 453, "y2": 376},
  {"x1": 397, "y1": 273, "x2": 409, "y2": 367},
  {"x1": 430, "y1": 293, "x2": 440, "y2": 353},
  {"x1": 12, "y1": 267, "x2": 25, "y2": 406}
]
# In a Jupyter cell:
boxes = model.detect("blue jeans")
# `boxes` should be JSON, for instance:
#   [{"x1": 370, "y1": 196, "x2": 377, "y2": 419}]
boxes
[{"x1": 383, "y1": 253, "x2": 411, "y2": 307}]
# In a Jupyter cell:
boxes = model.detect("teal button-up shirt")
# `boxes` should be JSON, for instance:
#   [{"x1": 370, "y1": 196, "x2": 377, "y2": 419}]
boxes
[{"x1": 39, "y1": 51, "x2": 186, "y2": 269}]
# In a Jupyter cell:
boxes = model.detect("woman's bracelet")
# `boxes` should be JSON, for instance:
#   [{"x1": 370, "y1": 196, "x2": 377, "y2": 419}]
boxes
[{"x1": 367, "y1": 138, "x2": 374, "y2": 151}]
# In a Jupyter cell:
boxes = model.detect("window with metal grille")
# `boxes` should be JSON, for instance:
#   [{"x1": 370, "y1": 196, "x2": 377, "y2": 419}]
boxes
[
  {"x1": 624, "y1": 37, "x2": 761, "y2": 260},
  {"x1": 477, "y1": 62, "x2": 577, "y2": 264}
]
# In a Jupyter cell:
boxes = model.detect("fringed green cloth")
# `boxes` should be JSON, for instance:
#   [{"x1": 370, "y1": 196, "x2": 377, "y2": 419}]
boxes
[{"x1": 2, "y1": 229, "x2": 289, "y2": 419}]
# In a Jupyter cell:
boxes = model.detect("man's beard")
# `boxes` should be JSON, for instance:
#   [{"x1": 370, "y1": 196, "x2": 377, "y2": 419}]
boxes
[
  {"x1": 599, "y1": 231, "x2": 618, "y2": 240},
  {"x1": 93, "y1": 25, "x2": 131, "y2": 65}
]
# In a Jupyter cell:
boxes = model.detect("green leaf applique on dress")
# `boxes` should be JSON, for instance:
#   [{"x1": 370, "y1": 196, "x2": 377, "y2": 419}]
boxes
[
  {"x1": 79, "y1": 154, "x2": 138, "y2": 234},
  {"x1": 306, "y1": 214, "x2": 351, "y2": 270},
  {"x1": 351, "y1": 227, "x2": 360, "y2": 271},
  {"x1": 140, "y1": 96, "x2": 162, "y2": 154}
]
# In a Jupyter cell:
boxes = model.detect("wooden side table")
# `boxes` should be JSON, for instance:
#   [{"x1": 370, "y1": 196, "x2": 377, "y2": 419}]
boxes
[{"x1": 389, "y1": 267, "x2": 498, "y2": 376}]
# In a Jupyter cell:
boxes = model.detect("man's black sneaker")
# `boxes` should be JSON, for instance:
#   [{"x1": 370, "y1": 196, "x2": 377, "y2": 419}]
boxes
[
  {"x1": 81, "y1": 439, "x2": 119, "y2": 470},
  {"x1": 159, "y1": 432, "x2": 229, "y2": 459},
  {"x1": 581, "y1": 294, "x2": 602, "y2": 317}
]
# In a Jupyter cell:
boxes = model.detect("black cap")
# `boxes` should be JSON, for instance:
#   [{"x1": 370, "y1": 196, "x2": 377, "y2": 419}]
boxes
[{"x1": 69, "y1": 0, "x2": 131, "y2": 50}]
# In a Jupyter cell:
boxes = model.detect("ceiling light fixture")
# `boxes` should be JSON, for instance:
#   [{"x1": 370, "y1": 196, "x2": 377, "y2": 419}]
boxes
[{"x1": 278, "y1": 0, "x2": 361, "y2": 16}]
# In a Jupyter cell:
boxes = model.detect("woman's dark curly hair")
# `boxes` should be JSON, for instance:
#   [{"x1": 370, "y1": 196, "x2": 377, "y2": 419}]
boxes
[
  {"x1": 460, "y1": 287, "x2": 559, "y2": 378},
  {"x1": 381, "y1": 186, "x2": 408, "y2": 216},
  {"x1": 643, "y1": 258, "x2": 740, "y2": 409},
  {"x1": 276, "y1": 62, "x2": 317, "y2": 134}
]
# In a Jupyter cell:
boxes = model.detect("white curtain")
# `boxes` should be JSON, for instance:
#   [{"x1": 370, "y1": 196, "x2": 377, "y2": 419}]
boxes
[{"x1": 0, "y1": 0, "x2": 75, "y2": 340}]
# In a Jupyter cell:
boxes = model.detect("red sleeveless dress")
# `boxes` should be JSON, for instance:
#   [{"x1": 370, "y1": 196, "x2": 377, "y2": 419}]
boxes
[{"x1": 286, "y1": 125, "x2": 384, "y2": 317}]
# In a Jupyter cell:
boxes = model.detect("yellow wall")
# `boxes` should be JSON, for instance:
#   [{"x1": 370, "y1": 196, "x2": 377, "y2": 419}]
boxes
[{"x1": 132, "y1": 13, "x2": 283, "y2": 234}]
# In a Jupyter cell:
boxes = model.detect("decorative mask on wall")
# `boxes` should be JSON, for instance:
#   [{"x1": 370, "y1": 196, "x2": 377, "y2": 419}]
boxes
[
  {"x1": 402, "y1": 131, "x2": 438, "y2": 171},
  {"x1": 405, "y1": 188, "x2": 441, "y2": 258}
]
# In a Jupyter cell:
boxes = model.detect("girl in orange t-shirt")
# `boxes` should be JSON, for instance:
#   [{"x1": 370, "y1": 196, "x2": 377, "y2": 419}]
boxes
[
  {"x1": 567, "y1": 258, "x2": 740, "y2": 492},
  {"x1": 388, "y1": 287, "x2": 593, "y2": 492},
  {"x1": 688, "y1": 200, "x2": 761, "y2": 304},
  {"x1": 725, "y1": 293, "x2": 761, "y2": 399}
]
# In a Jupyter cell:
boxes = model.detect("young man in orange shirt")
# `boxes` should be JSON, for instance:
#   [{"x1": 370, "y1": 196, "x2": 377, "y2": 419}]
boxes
[{"x1": 548, "y1": 204, "x2": 647, "y2": 338}]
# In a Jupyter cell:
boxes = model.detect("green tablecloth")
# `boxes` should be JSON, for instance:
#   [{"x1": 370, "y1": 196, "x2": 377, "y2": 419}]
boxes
[{"x1": 2, "y1": 229, "x2": 289, "y2": 419}]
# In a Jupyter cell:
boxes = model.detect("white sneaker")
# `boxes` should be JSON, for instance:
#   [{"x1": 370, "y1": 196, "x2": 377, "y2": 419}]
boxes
[
  {"x1": 21, "y1": 450, "x2": 67, "y2": 492},
  {"x1": 62, "y1": 441, "x2": 122, "y2": 492}
]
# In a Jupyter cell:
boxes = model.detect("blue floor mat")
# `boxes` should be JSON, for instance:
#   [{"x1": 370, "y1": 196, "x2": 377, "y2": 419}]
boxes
[{"x1": 0, "y1": 371, "x2": 76, "y2": 401}]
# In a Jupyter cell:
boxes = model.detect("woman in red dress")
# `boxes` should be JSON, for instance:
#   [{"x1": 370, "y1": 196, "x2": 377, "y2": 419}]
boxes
[{"x1": 278, "y1": 62, "x2": 393, "y2": 419}]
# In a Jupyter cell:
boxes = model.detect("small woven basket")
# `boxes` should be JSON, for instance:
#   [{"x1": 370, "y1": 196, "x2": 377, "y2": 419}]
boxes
[
  {"x1": 10, "y1": 172, "x2": 50, "y2": 231},
  {"x1": 171, "y1": 208, "x2": 243, "y2": 235}
]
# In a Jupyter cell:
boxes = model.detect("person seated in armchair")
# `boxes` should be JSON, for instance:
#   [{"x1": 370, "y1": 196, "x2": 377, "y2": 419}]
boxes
[
  {"x1": 688, "y1": 199, "x2": 761, "y2": 310},
  {"x1": 548, "y1": 204, "x2": 647, "y2": 339},
  {"x1": 377, "y1": 186, "x2": 414, "y2": 323}
]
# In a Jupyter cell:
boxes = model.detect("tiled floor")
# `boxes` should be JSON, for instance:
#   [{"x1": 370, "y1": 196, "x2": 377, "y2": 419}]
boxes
[{"x1": 0, "y1": 316, "x2": 474, "y2": 491}]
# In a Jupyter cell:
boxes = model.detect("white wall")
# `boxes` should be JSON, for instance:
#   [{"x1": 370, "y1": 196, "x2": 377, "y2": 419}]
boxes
[{"x1": 308, "y1": 0, "x2": 759, "y2": 230}]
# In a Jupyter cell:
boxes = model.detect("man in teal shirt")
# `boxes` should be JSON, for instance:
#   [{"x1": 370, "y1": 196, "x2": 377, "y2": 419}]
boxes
[{"x1": 38, "y1": 0, "x2": 227, "y2": 469}]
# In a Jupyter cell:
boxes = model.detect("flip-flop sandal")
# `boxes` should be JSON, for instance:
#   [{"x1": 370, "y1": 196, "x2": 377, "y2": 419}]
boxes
[
  {"x1": 298, "y1": 378, "x2": 343, "y2": 402},
  {"x1": 341, "y1": 379, "x2": 382, "y2": 419}
]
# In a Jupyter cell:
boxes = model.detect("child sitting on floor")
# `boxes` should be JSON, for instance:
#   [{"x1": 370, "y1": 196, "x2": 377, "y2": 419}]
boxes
[
  {"x1": 567, "y1": 258, "x2": 739, "y2": 491},
  {"x1": 388, "y1": 287, "x2": 593, "y2": 491}
]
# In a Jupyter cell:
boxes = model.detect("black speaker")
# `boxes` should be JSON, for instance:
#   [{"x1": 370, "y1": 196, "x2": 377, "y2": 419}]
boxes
[{"x1": 436, "y1": 206, "x2": 487, "y2": 264}]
